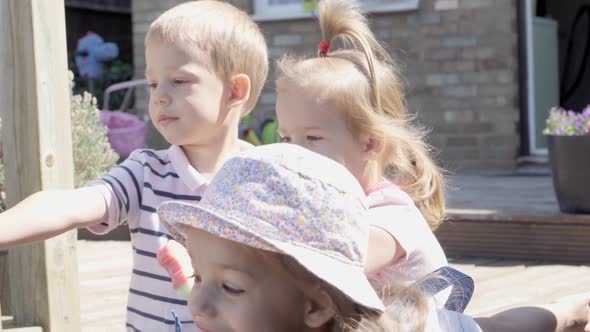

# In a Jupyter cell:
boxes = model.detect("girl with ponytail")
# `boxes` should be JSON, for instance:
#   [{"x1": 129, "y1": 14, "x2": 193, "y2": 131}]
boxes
[{"x1": 276, "y1": 0, "x2": 449, "y2": 302}]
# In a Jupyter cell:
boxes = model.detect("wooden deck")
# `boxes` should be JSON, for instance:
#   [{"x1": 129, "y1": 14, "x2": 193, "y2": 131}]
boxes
[
  {"x1": 78, "y1": 241, "x2": 131, "y2": 331},
  {"x1": 74, "y1": 240, "x2": 590, "y2": 331},
  {"x1": 446, "y1": 172, "x2": 560, "y2": 215}
]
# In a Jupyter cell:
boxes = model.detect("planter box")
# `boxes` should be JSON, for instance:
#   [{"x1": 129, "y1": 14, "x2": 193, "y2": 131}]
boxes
[
  {"x1": 547, "y1": 135, "x2": 590, "y2": 213},
  {"x1": 436, "y1": 211, "x2": 590, "y2": 262}
]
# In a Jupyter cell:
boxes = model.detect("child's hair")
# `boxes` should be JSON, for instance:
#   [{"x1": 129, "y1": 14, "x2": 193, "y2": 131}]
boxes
[
  {"x1": 261, "y1": 250, "x2": 429, "y2": 332},
  {"x1": 276, "y1": 0, "x2": 445, "y2": 230},
  {"x1": 145, "y1": 0, "x2": 268, "y2": 114}
]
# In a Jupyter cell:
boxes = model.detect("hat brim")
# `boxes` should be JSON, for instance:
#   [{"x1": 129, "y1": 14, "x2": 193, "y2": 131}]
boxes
[{"x1": 158, "y1": 201, "x2": 384, "y2": 312}]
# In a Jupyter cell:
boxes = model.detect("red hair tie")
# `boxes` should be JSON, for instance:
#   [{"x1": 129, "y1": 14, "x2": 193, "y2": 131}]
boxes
[{"x1": 318, "y1": 41, "x2": 331, "y2": 57}]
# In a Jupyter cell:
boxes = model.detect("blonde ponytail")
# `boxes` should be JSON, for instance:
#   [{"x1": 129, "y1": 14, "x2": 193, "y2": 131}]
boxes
[{"x1": 318, "y1": 0, "x2": 391, "y2": 110}]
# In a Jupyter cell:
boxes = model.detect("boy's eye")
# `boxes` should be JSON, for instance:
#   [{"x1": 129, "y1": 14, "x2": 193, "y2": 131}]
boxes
[
  {"x1": 280, "y1": 136, "x2": 291, "y2": 143},
  {"x1": 222, "y1": 283, "x2": 245, "y2": 295},
  {"x1": 173, "y1": 79, "x2": 188, "y2": 85},
  {"x1": 306, "y1": 136, "x2": 322, "y2": 141},
  {"x1": 148, "y1": 82, "x2": 157, "y2": 89}
]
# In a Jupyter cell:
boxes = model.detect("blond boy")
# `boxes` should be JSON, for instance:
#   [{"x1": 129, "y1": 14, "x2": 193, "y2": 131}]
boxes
[{"x1": 0, "y1": 1, "x2": 268, "y2": 330}]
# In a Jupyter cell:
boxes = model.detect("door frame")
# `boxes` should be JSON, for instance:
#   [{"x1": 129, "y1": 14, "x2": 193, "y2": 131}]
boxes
[{"x1": 524, "y1": 0, "x2": 549, "y2": 155}]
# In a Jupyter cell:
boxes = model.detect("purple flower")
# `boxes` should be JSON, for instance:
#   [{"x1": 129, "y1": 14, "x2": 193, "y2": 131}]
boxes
[{"x1": 544, "y1": 106, "x2": 590, "y2": 136}]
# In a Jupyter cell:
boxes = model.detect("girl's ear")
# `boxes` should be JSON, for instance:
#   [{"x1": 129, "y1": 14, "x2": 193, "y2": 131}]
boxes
[
  {"x1": 228, "y1": 74, "x2": 251, "y2": 110},
  {"x1": 302, "y1": 287, "x2": 336, "y2": 328},
  {"x1": 363, "y1": 135, "x2": 384, "y2": 158}
]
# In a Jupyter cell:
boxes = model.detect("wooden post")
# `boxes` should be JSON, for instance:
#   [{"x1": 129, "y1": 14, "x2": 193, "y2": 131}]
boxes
[{"x1": 0, "y1": 0, "x2": 80, "y2": 331}]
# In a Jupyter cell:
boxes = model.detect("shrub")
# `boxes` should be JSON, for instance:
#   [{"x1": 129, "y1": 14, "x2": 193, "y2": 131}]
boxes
[{"x1": 0, "y1": 72, "x2": 119, "y2": 211}]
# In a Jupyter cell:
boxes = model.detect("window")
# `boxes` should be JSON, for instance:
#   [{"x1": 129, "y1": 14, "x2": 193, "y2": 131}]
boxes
[{"x1": 252, "y1": 0, "x2": 420, "y2": 21}]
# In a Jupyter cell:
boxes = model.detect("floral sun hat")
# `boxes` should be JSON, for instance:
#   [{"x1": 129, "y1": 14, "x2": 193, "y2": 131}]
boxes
[{"x1": 158, "y1": 143, "x2": 384, "y2": 312}]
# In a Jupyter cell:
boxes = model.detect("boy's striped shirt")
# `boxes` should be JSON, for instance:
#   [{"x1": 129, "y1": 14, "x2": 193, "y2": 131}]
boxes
[{"x1": 87, "y1": 145, "x2": 209, "y2": 332}]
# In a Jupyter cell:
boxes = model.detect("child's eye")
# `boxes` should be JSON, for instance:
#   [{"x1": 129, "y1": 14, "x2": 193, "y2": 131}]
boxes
[
  {"x1": 188, "y1": 273, "x2": 202, "y2": 283},
  {"x1": 148, "y1": 82, "x2": 157, "y2": 89},
  {"x1": 222, "y1": 283, "x2": 245, "y2": 295},
  {"x1": 280, "y1": 136, "x2": 291, "y2": 143},
  {"x1": 306, "y1": 136, "x2": 322, "y2": 141},
  {"x1": 173, "y1": 79, "x2": 188, "y2": 85}
]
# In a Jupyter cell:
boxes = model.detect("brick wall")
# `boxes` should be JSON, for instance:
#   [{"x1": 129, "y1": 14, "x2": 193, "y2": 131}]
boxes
[{"x1": 132, "y1": 0, "x2": 521, "y2": 170}]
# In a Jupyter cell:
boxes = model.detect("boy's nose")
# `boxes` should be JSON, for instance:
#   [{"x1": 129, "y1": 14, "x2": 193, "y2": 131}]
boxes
[
  {"x1": 151, "y1": 90, "x2": 170, "y2": 106},
  {"x1": 157, "y1": 95, "x2": 170, "y2": 106}
]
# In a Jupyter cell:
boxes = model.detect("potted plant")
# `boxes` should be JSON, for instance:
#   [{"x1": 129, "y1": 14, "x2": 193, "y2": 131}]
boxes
[{"x1": 543, "y1": 106, "x2": 590, "y2": 213}]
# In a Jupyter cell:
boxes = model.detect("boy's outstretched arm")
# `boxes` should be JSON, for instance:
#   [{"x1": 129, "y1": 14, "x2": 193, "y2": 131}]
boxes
[{"x1": 0, "y1": 187, "x2": 107, "y2": 249}]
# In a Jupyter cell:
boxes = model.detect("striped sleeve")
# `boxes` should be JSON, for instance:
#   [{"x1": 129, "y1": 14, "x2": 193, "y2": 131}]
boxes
[{"x1": 86, "y1": 149, "x2": 146, "y2": 234}]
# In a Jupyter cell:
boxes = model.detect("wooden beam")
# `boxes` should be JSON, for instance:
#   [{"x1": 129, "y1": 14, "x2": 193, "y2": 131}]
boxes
[{"x1": 0, "y1": 1, "x2": 80, "y2": 331}]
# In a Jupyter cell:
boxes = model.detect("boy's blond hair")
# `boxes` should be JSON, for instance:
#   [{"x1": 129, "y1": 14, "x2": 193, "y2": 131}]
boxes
[
  {"x1": 277, "y1": 0, "x2": 446, "y2": 230},
  {"x1": 146, "y1": 0, "x2": 268, "y2": 114}
]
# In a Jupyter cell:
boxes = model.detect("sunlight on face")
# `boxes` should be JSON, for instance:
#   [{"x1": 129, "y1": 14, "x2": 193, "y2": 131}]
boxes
[
  {"x1": 145, "y1": 41, "x2": 229, "y2": 147},
  {"x1": 276, "y1": 88, "x2": 369, "y2": 188},
  {"x1": 186, "y1": 228, "x2": 309, "y2": 332}
]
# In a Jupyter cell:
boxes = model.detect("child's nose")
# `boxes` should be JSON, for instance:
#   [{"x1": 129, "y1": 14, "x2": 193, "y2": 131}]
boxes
[
  {"x1": 157, "y1": 95, "x2": 170, "y2": 106},
  {"x1": 188, "y1": 287, "x2": 218, "y2": 320},
  {"x1": 296, "y1": 137, "x2": 310, "y2": 148},
  {"x1": 151, "y1": 88, "x2": 170, "y2": 106}
]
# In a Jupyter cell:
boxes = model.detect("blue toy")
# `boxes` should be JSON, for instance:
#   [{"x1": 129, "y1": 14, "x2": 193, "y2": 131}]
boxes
[{"x1": 75, "y1": 31, "x2": 119, "y2": 79}]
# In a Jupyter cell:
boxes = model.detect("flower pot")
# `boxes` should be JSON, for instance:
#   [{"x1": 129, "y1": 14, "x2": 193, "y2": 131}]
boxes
[{"x1": 547, "y1": 135, "x2": 590, "y2": 213}]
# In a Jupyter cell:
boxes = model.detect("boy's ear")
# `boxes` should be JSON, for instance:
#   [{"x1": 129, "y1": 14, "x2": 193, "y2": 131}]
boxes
[
  {"x1": 228, "y1": 74, "x2": 251, "y2": 110},
  {"x1": 302, "y1": 287, "x2": 336, "y2": 328}
]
